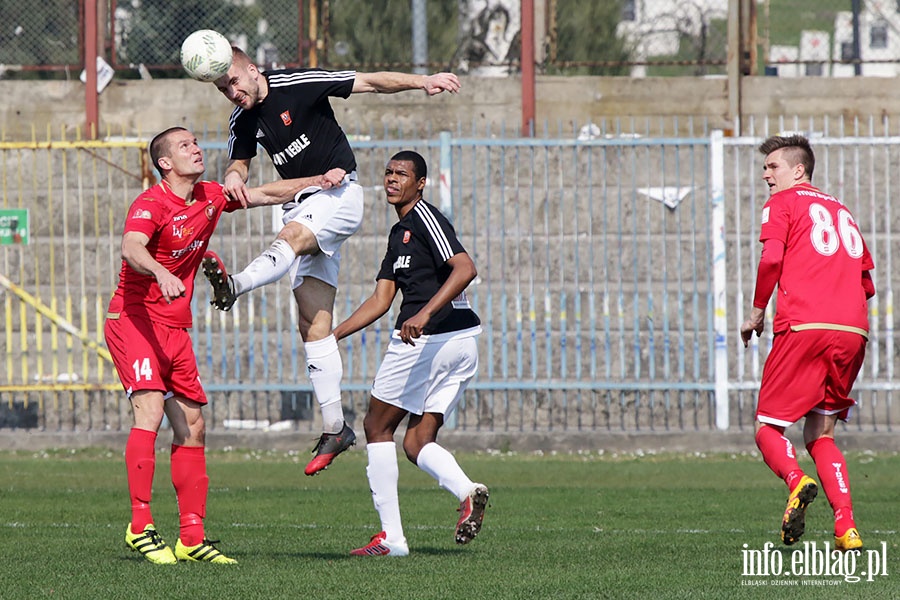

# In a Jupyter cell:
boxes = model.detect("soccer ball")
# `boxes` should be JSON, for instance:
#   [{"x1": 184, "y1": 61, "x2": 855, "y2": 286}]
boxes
[{"x1": 180, "y1": 30, "x2": 233, "y2": 82}]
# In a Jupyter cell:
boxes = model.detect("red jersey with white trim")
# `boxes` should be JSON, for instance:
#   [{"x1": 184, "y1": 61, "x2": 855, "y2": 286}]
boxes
[
  {"x1": 759, "y1": 182, "x2": 873, "y2": 334},
  {"x1": 107, "y1": 181, "x2": 241, "y2": 328}
]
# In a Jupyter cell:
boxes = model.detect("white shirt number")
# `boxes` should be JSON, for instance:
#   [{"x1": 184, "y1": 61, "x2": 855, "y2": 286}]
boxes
[
  {"x1": 808, "y1": 203, "x2": 864, "y2": 258},
  {"x1": 132, "y1": 358, "x2": 153, "y2": 381}
]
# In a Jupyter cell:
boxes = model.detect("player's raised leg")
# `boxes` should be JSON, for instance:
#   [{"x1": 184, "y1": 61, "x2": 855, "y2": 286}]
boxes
[
  {"x1": 202, "y1": 241, "x2": 297, "y2": 312},
  {"x1": 201, "y1": 250, "x2": 237, "y2": 311},
  {"x1": 202, "y1": 219, "x2": 316, "y2": 312}
]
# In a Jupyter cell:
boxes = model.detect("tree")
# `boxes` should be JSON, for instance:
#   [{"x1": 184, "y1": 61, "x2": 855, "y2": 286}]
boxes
[
  {"x1": 117, "y1": 0, "x2": 258, "y2": 77},
  {"x1": 552, "y1": 0, "x2": 632, "y2": 75},
  {"x1": 325, "y1": 0, "x2": 459, "y2": 69},
  {"x1": 0, "y1": 0, "x2": 79, "y2": 78},
  {"x1": 255, "y1": 0, "x2": 302, "y2": 65}
]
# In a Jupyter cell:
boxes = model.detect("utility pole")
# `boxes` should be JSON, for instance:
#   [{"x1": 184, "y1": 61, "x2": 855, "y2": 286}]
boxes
[
  {"x1": 851, "y1": 0, "x2": 862, "y2": 76},
  {"x1": 411, "y1": 0, "x2": 428, "y2": 74},
  {"x1": 726, "y1": 0, "x2": 742, "y2": 134}
]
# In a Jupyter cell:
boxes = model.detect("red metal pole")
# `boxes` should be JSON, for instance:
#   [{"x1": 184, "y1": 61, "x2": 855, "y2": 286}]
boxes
[
  {"x1": 521, "y1": 0, "x2": 535, "y2": 137},
  {"x1": 85, "y1": 0, "x2": 99, "y2": 139}
]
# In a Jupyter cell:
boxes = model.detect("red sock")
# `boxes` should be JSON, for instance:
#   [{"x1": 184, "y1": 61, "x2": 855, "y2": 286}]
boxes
[
  {"x1": 171, "y1": 445, "x2": 209, "y2": 546},
  {"x1": 807, "y1": 437, "x2": 856, "y2": 537},
  {"x1": 125, "y1": 428, "x2": 157, "y2": 533},
  {"x1": 755, "y1": 425, "x2": 805, "y2": 490}
]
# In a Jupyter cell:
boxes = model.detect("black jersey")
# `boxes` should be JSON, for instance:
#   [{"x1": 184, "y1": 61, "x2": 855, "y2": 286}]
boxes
[
  {"x1": 227, "y1": 68, "x2": 357, "y2": 179},
  {"x1": 377, "y1": 200, "x2": 481, "y2": 335}
]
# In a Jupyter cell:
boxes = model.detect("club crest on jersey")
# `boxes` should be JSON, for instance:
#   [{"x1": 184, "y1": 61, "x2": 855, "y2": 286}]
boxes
[
  {"x1": 403, "y1": 230, "x2": 411, "y2": 243},
  {"x1": 280, "y1": 111, "x2": 292, "y2": 126},
  {"x1": 206, "y1": 205, "x2": 216, "y2": 220}
]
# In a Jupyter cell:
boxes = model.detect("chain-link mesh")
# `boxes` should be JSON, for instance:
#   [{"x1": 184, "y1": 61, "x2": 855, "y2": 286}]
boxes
[
  {"x1": 0, "y1": 0, "x2": 82, "y2": 75},
  {"x1": 0, "y1": 1, "x2": 896, "y2": 79},
  {"x1": 761, "y1": 1, "x2": 900, "y2": 77}
]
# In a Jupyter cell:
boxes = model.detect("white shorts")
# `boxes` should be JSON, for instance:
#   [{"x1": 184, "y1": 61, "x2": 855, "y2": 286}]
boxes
[
  {"x1": 281, "y1": 178, "x2": 364, "y2": 289},
  {"x1": 371, "y1": 327, "x2": 481, "y2": 416}
]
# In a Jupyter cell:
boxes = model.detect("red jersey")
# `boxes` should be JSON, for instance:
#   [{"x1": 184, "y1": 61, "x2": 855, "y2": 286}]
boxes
[
  {"x1": 759, "y1": 182, "x2": 873, "y2": 334},
  {"x1": 107, "y1": 180, "x2": 241, "y2": 328}
]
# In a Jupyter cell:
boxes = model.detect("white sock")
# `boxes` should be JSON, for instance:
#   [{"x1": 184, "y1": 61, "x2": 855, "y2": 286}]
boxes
[
  {"x1": 231, "y1": 239, "x2": 296, "y2": 296},
  {"x1": 416, "y1": 442, "x2": 474, "y2": 501},
  {"x1": 366, "y1": 442, "x2": 405, "y2": 543},
  {"x1": 305, "y1": 335, "x2": 344, "y2": 433}
]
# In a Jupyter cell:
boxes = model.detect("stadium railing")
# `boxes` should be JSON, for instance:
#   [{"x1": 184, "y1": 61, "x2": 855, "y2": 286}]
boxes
[{"x1": 0, "y1": 122, "x2": 894, "y2": 435}]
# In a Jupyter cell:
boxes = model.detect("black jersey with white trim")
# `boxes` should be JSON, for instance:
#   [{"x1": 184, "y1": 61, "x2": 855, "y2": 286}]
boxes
[
  {"x1": 227, "y1": 68, "x2": 357, "y2": 179},
  {"x1": 377, "y1": 200, "x2": 481, "y2": 334}
]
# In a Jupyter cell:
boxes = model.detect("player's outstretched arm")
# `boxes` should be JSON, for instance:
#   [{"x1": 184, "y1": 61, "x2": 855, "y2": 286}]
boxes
[
  {"x1": 352, "y1": 71, "x2": 460, "y2": 96},
  {"x1": 333, "y1": 279, "x2": 397, "y2": 342},
  {"x1": 245, "y1": 168, "x2": 347, "y2": 208},
  {"x1": 223, "y1": 158, "x2": 252, "y2": 206}
]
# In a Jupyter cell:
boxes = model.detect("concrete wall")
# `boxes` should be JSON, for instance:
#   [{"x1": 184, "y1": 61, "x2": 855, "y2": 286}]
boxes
[
  {"x1": 6, "y1": 75, "x2": 900, "y2": 140},
  {"x1": 2, "y1": 429, "x2": 897, "y2": 453}
]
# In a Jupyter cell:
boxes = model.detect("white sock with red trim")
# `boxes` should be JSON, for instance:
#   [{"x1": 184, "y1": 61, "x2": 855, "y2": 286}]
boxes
[
  {"x1": 416, "y1": 442, "x2": 474, "y2": 501},
  {"x1": 366, "y1": 442, "x2": 405, "y2": 543}
]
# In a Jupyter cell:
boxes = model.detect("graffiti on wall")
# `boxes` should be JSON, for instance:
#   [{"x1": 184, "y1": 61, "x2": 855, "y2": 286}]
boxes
[{"x1": 455, "y1": 0, "x2": 521, "y2": 76}]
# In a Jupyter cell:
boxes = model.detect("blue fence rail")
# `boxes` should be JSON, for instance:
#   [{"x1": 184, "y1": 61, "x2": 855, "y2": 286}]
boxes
[{"x1": 0, "y1": 124, "x2": 895, "y2": 434}]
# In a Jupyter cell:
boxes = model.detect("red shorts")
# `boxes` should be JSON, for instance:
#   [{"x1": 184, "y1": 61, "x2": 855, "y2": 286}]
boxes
[
  {"x1": 104, "y1": 314, "x2": 207, "y2": 404},
  {"x1": 756, "y1": 328, "x2": 866, "y2": 427}
]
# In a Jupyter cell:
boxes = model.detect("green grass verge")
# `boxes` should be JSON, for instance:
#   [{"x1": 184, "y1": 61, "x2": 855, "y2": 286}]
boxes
[
  {"x1": 0, "y1": 448, "x2": 897, "y2": 599},
  {"x1": 765, "y1": 1, "x2": 840, "y2": 48}
]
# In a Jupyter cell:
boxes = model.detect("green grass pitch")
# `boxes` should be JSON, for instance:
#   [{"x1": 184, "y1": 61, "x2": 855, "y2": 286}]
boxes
[{"x1": 0, "y1": 448, "x2": 897, "y2": 599}]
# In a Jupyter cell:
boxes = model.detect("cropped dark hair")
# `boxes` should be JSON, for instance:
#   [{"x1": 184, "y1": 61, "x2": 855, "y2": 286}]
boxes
[
  {"x1": 149, "y1": 126, "x2": 189, "y2": 175},
  {"x1": 390, "y1": 150, "x2": 427, "y2": 181},
  {"x1": 758, "y1": 134, "x2": 815, "y2": 180}
]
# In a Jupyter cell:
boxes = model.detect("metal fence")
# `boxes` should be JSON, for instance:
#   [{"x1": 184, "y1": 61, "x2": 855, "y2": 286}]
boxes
[
  {"x1": 0, "y1": 118, "x2": 896, "y2": 434},
  {"x1": 0, "y1": 1, "x2": 891, "y2": 79}
]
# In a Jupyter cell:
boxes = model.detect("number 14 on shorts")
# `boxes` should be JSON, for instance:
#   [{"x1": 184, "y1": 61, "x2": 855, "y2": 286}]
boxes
[{"x1": 133, "y1": 358, "x2": 153, "y2": 381}]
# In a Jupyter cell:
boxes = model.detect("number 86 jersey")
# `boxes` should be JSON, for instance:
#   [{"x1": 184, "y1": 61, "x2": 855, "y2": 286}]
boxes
[{"x1": 759, "y1": 182, "x2": 874, "y2": 334}]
